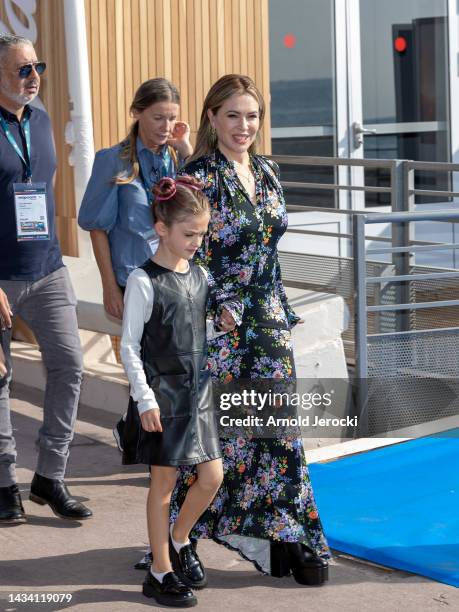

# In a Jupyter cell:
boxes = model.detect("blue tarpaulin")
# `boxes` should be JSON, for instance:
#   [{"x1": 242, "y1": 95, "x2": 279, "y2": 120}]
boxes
[{"x1": 309, "y1": 432, "x2": 459, "y2": 587}]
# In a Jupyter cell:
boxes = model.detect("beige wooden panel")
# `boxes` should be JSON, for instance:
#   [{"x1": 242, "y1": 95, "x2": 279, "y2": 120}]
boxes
[
  {"x1": 98, "y1": 0, "x2": 111, "y2": 148},
  {"x1": 139, "y1": 0, "x2": 149, "y2": 82},
  {"x1": 201, "y1": 0, "x2": 211, "y2": 101},
  {"x1": 106, "y1": 0, "x2": 118, "y2": 140},
  {"x1": 115, "y1": 0, "x2": 127, "y2": 142},
  {"x1": 85, "y1": 0, "x2": 271, "y2": 154},
  {"x1": 131, "y1": 0, "x2": 141, "y2": 90},
  {"x1": 177, "y1": 0, "x2": 189, "y2": 123}
]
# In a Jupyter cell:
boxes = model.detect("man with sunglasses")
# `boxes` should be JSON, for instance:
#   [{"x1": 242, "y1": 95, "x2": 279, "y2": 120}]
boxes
[{"x1": 0, "y1": 33, "x2": 92, "y2": 523}]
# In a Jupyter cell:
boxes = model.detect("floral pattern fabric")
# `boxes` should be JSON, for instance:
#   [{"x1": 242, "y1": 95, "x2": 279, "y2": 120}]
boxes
[{"x1": 171, "y1": 150, "x2": 330, "y2": 567}]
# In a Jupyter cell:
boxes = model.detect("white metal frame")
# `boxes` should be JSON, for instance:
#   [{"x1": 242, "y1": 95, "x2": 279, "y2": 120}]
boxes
[{"x1": 448, "y1": 0, "x2": 459, "y2": 197}]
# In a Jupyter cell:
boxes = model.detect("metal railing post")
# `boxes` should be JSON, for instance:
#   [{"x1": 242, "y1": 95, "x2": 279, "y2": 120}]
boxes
[
  {"x1": 391, "y1": 161, "x2": 415, "y2": 331},
  {"x1": 353, "y1": 214, "x2": 369, "y2": 434}
]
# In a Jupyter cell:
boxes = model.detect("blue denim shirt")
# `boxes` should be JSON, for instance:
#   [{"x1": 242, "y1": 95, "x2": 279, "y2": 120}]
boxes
[{"x1": 78, "y1": 138, "x2": 177, "y2": 286}]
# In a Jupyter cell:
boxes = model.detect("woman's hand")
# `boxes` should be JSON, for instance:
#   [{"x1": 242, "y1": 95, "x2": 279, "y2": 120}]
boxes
[
  {"x1": 0, "y1": 288, "x2": 12, "y2": 330},
  {"x1": 218, "y1": 308, "x2": 236, "y2": 332},
  {"x1": 140, "y1": 408, "x2": 162, "y2": 432},
  {"x1": 102, "y1": 282, "x2": 124, "y2": 319},
  {"x1": 169, "y1": 121, "x2": 193, "y2": 159}
]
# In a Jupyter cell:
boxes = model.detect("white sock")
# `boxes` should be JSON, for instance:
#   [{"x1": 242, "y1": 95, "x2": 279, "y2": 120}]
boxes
[
  {"x1": 170, "y1": 523, "x2": 191, "y2": 554},
  {"x1": 150, "y1": 568, "x2": 169, "y2": 583}
]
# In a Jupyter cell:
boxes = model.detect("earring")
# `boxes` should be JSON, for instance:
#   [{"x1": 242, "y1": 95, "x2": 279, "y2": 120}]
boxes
[{"x1": 209, "y1": 126, "x2": 217, "y2": 146}]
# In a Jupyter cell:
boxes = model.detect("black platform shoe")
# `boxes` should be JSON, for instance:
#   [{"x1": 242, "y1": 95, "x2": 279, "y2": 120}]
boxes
[
  {"x1": 142, "y1": 571, "x2": 197, "y2": 608},
  {"x1": 270, "y1": 542, "x2": 329, "y2": 586},
  {"x1": 0, "y1": 484, "x2": 26, "y2": 523},
  {"x1": 169, "y1": 538, "x2": 207, "y2": 589},
  {"x1": 29, "y1": 473, "x2": 93, "y2": 520}
]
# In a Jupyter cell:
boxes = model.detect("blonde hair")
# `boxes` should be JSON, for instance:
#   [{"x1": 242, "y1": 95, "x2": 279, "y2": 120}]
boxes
[
  {"x1": 190, "y1": 74, "x2": 265, "y2": 161},
  {"x1": 152, "y1": 176, "x2": 210, "y2": 226},
  {"x1": 116, "y1": 78, "x2": 180, "y2": 184}
]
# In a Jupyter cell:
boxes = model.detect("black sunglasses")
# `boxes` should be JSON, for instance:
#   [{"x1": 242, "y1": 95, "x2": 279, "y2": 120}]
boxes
[{"x1": 17, "y1": 62, "x2": 46, "y2": 78}]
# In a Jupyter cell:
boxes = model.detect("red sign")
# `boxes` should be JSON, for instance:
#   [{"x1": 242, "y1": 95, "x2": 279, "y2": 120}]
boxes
[
  {"x1": 394, "y1": 36, "x2": 408, "y2": 53},
  {"x1": 283, "y1": 33, "x2": 296, "y2": 49}
]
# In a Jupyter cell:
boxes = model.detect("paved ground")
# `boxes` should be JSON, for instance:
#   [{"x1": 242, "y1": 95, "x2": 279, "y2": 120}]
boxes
[{"x1": 1, "y1": 384, "x2": 458, "y2": 612}]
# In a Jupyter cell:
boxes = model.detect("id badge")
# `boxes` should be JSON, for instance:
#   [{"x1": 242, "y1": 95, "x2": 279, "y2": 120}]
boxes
[{"x1": 13, "y1": 182, "x2": 49, "y2": 241}]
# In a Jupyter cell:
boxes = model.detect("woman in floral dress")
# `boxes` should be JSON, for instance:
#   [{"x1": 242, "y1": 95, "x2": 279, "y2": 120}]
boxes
[{"x1": 170, "y1": 74, "x2": 330, "y2": 585}]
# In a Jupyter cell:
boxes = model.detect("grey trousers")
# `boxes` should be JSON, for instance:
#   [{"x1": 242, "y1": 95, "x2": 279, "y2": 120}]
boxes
[{"x1": 0, "y1": 266, "x2": 83, "y2": 487}]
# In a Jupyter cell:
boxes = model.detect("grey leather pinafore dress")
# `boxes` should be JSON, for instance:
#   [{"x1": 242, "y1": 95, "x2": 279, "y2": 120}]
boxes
[{"x1": 122, "y1": 259, "x2": 222, "y2": 467}]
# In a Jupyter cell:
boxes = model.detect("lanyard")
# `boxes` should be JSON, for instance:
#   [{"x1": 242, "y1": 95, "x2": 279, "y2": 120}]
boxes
[
  {"x1": 159, "y1": 146, "x2": 171, "y2": 177},
  {"x1": 139, "y1": 146, "x2": 174, "y2": 204},
  {"x1": 0, "y1": 113, "x2": 32, "y2": 182}
]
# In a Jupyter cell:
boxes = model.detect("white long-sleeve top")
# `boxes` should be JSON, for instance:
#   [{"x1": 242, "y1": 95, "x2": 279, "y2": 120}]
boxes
[{"x1": 120, "y1": 265, "x2": 224, "y2": 415}]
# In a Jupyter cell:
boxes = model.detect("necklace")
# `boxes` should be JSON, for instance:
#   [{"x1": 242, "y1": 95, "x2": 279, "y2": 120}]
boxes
[
  {"x1": 234, "y1": 160, "x2": 254, "y2": 182},
  {"x1": 173, "y1": 265, "x2": 192, "y2": 301},
  {"x1": 233, "y1": 161, "x2": 256, "y2": 204}
]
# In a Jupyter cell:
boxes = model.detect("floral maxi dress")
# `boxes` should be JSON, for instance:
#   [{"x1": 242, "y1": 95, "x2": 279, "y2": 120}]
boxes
[{"x1": 171, "y1": 150, "x2": 330, "y2": 573}]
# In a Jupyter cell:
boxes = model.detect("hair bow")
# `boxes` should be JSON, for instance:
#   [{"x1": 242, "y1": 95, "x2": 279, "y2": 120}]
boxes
[{"x1": 155, "y1": 176, "x2": 202, "y2": 201}]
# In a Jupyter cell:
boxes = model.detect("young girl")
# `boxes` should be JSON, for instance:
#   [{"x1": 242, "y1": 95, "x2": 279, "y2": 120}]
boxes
[{"x1": 120, "y1": 176, "x2": 241, "y2": 608}]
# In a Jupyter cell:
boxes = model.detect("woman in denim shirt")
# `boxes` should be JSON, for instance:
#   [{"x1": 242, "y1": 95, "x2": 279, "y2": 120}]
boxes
[{"x1": 78, "y1": 78, "x2": 192, "y2": 319}]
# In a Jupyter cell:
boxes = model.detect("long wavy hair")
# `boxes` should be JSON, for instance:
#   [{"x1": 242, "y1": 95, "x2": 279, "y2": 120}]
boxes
[
  {"x1": 190, "y1": 74, "x2": 265, "y2": 162},
  {"x1": 116, "y1": 78, "x2": 180, "y2": 184}
]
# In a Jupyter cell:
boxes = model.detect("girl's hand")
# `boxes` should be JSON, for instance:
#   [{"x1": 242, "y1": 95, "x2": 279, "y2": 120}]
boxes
[
  {"x1": 168, "y1": 121, "x2": 192, "y2": 159},
  {"x1": 218, "y1": 308, "x2": 236, "y2": 332},
  {"x1": 140, "y1": 408, "x2": 162, "y2": 433}
]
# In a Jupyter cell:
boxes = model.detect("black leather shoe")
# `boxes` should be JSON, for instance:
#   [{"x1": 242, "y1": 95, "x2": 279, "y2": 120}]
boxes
[
  {"x1": 142, "y1": 571, "x2": 197, "y2": 608},
  {"x1": 29, "y1": 473, "x2": 93, "y2": 520},
  {"x1": 285, "y1": 543, "x2": 329, "y2": 586},
  {"x1": 169, "y1": 538, "x2": 207, "y2": 589},
  {"x1": 0, "y1": 484, "x2": 26, "y2": 523},
  {"x1": 134, "y1": 539, "x2": 198, "y2": 570}
]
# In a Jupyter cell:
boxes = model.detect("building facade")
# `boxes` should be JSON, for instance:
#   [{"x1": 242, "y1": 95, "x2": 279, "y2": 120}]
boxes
[{"x1": 1, "y1": 0, "x2": 458, "y2": 256}]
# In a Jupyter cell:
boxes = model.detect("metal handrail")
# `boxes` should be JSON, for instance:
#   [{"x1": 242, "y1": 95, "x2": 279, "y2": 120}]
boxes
[
  {"x1": 286, "y1": 205, "x2": 367, "y2": 214},
  {"x1": 272, "y1": 154, "x2": 396, "y2": 169},
  {"x1": 366, "y1": 211, "x2": 459, "y2": 224},
  {"x1": 367, "y1": 243, "x2": 459, "y2": 254},
  {"x1": 366, "y1": 271, "x2": 459, "y2": 284},
  {"x1": 406, "y1": 160, "x2": 459, "y2": 171},
  {"x1": 353, "y1": 210, "x2": 459, "y2": 383},
  {"x1": 367, "y1": 300, "x2": 459, "y2": 312},
  {"x1": 271, "y1": 154, "x2": 459, "y2": 204},
  {"x1": 282, "y1": 181, "x2": 392, "y2": 194}
]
